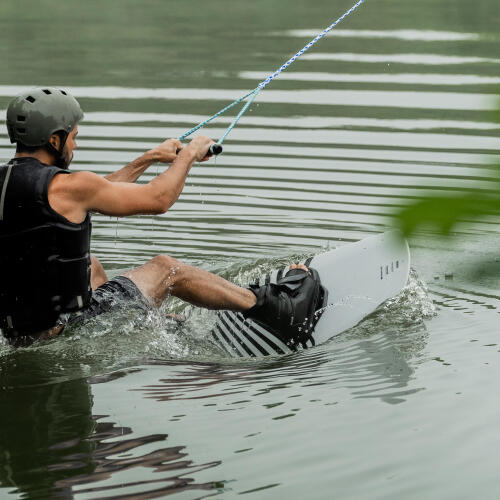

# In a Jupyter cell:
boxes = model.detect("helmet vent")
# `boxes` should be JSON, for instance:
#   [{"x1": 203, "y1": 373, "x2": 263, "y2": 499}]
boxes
[
  {"x1": 42, "y1": 89, "x2": 52, "y2": 95},
  {"x1": 26, "y1": 96, "x2": 36, "y2": 103},
  {"x1": 60, "y1": 90, "x2": 67, "y2": 95},
  {"x1": 16, "y1": 127, "x2": 26, "y2": 134},
  {"x1": 17, "y1": 115, "x2": 26, "y2": 122}
]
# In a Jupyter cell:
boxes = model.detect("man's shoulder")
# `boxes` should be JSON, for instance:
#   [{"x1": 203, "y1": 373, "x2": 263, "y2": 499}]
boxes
[
  {"x1": 54, "y1": 170, "x2": 101, "y2": 184},
  {"x1": 48, "y1": 170, "x2": 105, "y2": 219},
  {"x1": 49, "y1": 170, "x2": 104, "y2": 197}
]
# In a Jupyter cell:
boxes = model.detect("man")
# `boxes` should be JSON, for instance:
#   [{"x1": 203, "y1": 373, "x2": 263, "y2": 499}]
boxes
[{"x1": 0, "y1": 87, "x2": 322, "y2": 346}]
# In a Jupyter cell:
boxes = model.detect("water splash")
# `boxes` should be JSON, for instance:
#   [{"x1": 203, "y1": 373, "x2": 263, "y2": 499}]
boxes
[
  {"x1": 381, "y1": 269, "x2": 436, "y2": 324},
  {"x1": 340, "y1": 269, "x2": 436, "y2": 357}
]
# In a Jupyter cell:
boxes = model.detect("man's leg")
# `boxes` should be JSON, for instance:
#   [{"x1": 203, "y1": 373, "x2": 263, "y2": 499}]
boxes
[
  {"x1": 121, "y1": 254, "x2": 308, "y2": 311},
  {"x1": 122, "y1": 255, "x2": 256, "y2": 310}
]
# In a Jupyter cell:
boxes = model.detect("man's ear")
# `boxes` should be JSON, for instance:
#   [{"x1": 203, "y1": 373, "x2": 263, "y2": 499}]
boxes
[{"x1": 49, "y1": 133, "x2": 61, "y2": 151}]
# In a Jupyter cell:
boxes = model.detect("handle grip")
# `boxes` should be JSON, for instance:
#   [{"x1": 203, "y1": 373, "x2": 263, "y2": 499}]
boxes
[{"x1": 208, "y1": 143, "x2": 223, "y2": 156}]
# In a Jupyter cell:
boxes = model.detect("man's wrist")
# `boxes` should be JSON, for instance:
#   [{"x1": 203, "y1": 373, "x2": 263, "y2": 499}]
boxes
[
  {"x1": 176, "y1": 148, "x2": 196, "y2": 163},
  {"x1": 145, "y1": 149, "x2": 159, "y2": 164}
]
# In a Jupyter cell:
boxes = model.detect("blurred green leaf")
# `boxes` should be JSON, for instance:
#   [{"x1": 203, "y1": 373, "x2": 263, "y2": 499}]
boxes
[{"x1": 397, "y1": 189, "x2": 500, "y2": 237}]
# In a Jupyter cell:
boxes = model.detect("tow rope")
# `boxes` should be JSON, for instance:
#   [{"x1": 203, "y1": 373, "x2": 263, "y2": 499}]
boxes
[
  {"x1": 118, "y1": 0, "x2": 366, "y2": 244},
  {"x1": 178, "y1": 0, "x2": 366, "y2": 155}
]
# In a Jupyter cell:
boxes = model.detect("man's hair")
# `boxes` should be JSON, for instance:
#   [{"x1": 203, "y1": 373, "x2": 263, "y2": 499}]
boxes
[{"x1": 15, "y1": 131, "x2": 66, "y2": 154}]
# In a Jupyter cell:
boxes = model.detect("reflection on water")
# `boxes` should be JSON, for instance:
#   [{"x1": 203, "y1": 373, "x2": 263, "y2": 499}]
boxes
[
  {"x1": 240, "y1": 70, "x2": 500, "y2": 85},
  {"x1": 0, "y1": 358, "x2": 222, "y2": 499},
  {"x1": 299, "y1": 53, "x2": 500, "y2": 65},
  {"x1": 277, "y1": 29, "x2": 484, "y2": 42},
  {"x1": 0, "y1": 85, "x2": 495, "y2": 109},
  {"x1": 141, "y1": 338, "x2": 424, "y2": 407}
]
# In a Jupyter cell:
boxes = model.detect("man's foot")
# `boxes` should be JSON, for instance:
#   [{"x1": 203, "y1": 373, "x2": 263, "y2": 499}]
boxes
[
  {"x1": 289, "y1": 263, "x2": 310, "y2": 273},
  {"x1": 243, "y1": 264, "x2": 327, "y2": 347}
]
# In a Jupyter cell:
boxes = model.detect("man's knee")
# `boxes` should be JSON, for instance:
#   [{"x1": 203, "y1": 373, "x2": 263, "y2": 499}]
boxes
[
  {"x1": 149, "y1": 254, "x2": 181, "y2": 268},
  {"x1": 149, "y1": 254, "x2": 184, "y2": 282},
  {"x1": 124, "y1": 254, "x2": 187, "y2": 304}
]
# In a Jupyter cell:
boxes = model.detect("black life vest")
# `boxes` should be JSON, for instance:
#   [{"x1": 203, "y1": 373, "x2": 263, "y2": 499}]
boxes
[{"x1": 0, "y1": 157, "x2": 92, "y2": 335}]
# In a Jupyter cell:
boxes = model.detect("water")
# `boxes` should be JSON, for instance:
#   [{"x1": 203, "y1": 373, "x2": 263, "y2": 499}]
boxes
[{"x1": 0, "y1": 0, "x2": 499, "y2": 498}]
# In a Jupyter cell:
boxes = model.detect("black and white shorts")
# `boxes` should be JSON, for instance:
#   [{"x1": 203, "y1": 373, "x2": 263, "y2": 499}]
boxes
[{"x1": 60, "y1": 275, "x2": 152, "y2": 328}]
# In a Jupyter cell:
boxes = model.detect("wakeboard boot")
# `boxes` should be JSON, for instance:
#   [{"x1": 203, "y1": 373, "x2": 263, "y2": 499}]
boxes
[{"x1": 243, "y1": 267, "x2": 328, "y2": 348}]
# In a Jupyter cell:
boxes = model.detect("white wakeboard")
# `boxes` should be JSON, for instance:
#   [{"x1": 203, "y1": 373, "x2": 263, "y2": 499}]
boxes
[{"x1": 212, "y1": 231, "x2": 410, "y2": 357}]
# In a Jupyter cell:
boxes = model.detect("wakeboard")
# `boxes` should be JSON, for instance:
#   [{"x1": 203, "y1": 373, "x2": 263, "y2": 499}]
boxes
[{"x1": 212, "y1": 231, "x2": 410, "y2": 357}]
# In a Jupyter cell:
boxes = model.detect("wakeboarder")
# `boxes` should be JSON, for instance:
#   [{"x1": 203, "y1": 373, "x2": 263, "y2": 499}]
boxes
[{"x1": 0, "y1": 88, "x2": 323, "y2": 346}]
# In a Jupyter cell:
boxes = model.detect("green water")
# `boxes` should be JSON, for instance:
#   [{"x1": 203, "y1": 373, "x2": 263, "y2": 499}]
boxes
[{"x1": 0, "y1": 0, "x2": 499, "y2": 498}]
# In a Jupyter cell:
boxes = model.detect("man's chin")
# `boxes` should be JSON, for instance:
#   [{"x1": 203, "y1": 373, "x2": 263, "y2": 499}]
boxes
[
  {"x1": 59, "y1": 153, "x2": 73, "y2": 170},
  {"x1": 55, "y1": 156, "x2": 70, "y2": 170}
]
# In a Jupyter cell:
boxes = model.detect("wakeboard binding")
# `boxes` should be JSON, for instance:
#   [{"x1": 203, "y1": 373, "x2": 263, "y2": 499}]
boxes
[{"x1": 244, "y1": 267, "x2": 328, "y2": 348}]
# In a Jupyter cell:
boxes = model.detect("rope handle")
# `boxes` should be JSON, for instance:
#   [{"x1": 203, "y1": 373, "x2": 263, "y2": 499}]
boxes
[{"x1": 208, "y1": 143, "x2": 223, "y2": 156}]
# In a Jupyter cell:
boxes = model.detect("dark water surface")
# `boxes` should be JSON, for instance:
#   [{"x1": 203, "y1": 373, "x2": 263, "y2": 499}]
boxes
[{"x1": 0, "y1": 0, "x2": 499, "y2": 498}]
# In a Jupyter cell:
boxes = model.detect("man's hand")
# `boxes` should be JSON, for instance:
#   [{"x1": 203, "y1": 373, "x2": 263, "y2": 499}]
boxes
[
  {"x1": 105, "y1": 138, "x2": 183, "y2": 183},
  {"x1": 184, "y1": 136, "x2": 216, "y2": 162},
  {"x1": 150, "y1": 138, "x2": 183, "y2": 164}
]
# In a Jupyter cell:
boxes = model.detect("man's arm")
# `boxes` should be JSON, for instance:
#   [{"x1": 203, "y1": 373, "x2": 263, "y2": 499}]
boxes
[
  {"x1": 49, "y1": 136, "x2": 214, "y2": 223},
  {"x1": 104, "y1": 139, "x2": 182, "y2": 183}
]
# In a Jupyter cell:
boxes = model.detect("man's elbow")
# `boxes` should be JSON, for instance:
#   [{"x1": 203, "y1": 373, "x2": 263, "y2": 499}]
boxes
[
  {"x1": 143, "y1": 183, "x2": 180, "y2": 214},
  {"x1": 151, "y1": 192, "x2": 176, "y2": 214}
]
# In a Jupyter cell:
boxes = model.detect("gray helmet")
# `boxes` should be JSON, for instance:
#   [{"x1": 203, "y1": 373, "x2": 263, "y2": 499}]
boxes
[{"x1": 6, "y1": 87, "x2": 83, "y2": 147}]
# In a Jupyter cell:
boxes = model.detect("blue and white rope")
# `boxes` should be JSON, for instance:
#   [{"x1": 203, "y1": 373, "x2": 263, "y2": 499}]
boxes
[
  {"x1": 178, "y1": 88, "x2": 256, "y2": 141},
  {"x1": 218, "y1": 88, "x2": 260, "y2": 145},
  {"x1": 179, "y1": 0, "x2": 366, "y2": 142},
  {"x1": 258, "y1": 0, "x2": 365, "y2": 90}
]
